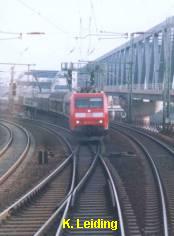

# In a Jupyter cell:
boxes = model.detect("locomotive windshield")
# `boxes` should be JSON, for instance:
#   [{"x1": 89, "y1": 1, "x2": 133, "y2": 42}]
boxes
[{"x1": 75, "y1": 97, "x2": 103, "y2": 108}]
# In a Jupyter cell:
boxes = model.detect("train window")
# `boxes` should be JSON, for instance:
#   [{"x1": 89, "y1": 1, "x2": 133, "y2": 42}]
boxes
[{"x1": 75, "y1": 97, "x2": 103, "y2": 108}]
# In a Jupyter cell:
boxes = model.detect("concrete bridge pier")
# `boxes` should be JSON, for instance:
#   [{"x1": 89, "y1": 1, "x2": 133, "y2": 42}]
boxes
[{"x1": 119, "y1": 97, "x2": 163, "y2": 126}]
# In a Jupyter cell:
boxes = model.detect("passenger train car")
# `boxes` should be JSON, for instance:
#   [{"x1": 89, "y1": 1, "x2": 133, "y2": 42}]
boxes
[{"x1": 20, "y1": 90, "x2": 109, "y2": 137}]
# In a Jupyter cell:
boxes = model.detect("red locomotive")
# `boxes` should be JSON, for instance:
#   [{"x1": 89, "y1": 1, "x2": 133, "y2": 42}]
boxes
[{"x1": 69, "y1": 92, "x2": 109, "y2": 136}]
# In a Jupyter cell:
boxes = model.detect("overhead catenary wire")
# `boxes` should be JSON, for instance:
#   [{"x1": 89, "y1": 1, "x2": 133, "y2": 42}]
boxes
[
  {"x1": 0, "y1": 30, "x2": 21, "y2": 35},
  {"x1": 16, "y1": 0, "x2": 71, "y2": 35},
  {"x1": 0, "y1": 37, "x2": 21, "y2": 40}
]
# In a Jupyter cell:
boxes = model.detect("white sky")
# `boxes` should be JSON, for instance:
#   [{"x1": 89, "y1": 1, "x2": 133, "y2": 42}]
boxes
[{"x1": 0, "y1": 0, "x2": 174, "y2": 72}]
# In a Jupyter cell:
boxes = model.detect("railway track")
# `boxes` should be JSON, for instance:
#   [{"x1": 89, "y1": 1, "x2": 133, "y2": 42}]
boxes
[
  {"x1": 0, "y1": 122, "x2": 13, "y2": 156},
  {"x1": 16, "y1": 117, "x2": 127, "y2": 235},
  {"x1": 0, "y1": 127, "x2": 75, "y2": 236},
  {"x1": 5, "y1": 115, "x2": 172, "y2": 235},
  {"x1": 2, "y1": 108, "x2": 174, "y2": 235},
  {"x1": 0, "y1": 120, "x2": 30, "y2": 185},
  {"x1": 13, "y1": 117, "x2": 77, "y2": 150},
  {"x1": 111, "y1": 122, "x2": 174, "y2": 236},
  {"x1": 54, "y1": 142, "x2": 125, "y2": 236},
  {"x1": 0, "y1": 136, "x2": 126, "y2": 236},
  {"x1": 3, "y1": 115, "x2": 168, "y2": 235}
]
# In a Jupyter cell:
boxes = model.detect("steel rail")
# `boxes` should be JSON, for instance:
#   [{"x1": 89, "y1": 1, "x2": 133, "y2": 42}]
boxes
[
  {"x1": 0, "y1": 122, "x2": 74, "y2": 226},
  {"x1": 0, "y1": 153, "x2": 73, "y2": 223},
  {"x1": 55, "y1": 144, "x2": 100, "y2": 236},
  {"x1": 35, "y1": 144, "x2": 99, "y2": 236},
  {"x1": 29, "y1": 123, "x2": 72, "y2": 155},
  {"x1": 16, "y1": 117, "x2": 73, "y2": 154},
  {"x1": 113, "y1": 122, "x2": 174, "y2": 154},
  {"x1": 55, "y1": 143, "x2": 127, "y2": 236},
  {"x1": 34, "y1": 146, "x2": 78, "y2": 236},
  {"x1": 0, "y1": 120, "x2": 30, "y2": 185},
  {"x1": 0, "y1": 123, "x2": 13, "y2": 157},
  {"x1": 111, "y1": 123, "x2": 169, "y2": 236},
  {"x1": 70, "y1": 144, "x2": 100, "y2": 206},
  {"x1": 15, "y1": 116, "x2": 72, "y2": 134},
  {"x1": 100, "y1": 155, "x2": 126, "y2": 236}
]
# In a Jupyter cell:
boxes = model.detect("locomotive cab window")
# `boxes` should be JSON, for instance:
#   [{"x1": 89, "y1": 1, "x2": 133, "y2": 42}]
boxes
[{"x1": 75, "y1": 97, "x2": 103, "y2": 108}]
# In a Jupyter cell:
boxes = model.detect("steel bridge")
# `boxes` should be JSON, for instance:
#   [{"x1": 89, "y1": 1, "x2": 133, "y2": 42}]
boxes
[
  {"x1": 88, "y1": 16, "x2": 174, "y2": 124},
  {"x1": 93, "y1": 17, "x2": 174, "y2": 90}
]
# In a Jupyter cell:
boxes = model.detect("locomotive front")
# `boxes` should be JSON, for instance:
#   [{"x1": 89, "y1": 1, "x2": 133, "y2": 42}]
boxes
[{"x1": 69, "y1": 92, "x2": 108, "y2": 136}]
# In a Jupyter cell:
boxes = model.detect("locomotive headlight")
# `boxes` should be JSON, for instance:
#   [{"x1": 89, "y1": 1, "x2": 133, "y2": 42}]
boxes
[
  {"x1": 99, "y1": 120, "x2": 103, "y2": 124},
  {"x1": 76, "y1": 120, "x2": 80, "y2": 124}
]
